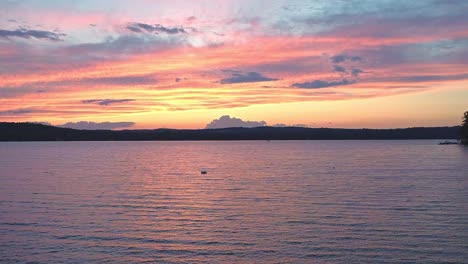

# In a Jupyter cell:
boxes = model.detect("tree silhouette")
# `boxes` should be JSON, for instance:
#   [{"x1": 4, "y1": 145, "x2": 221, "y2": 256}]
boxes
[
  {"x1": 0, "y1": 122, "x2": 462, "y2": 141},
  {"x1": 462, "y1": 111, "x2": 468, "y2": 145}
]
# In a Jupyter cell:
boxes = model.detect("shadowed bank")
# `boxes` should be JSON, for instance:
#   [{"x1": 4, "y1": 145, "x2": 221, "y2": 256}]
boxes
[{"x1": 0, "y1": 122, "x2": 462, "y2": 141}]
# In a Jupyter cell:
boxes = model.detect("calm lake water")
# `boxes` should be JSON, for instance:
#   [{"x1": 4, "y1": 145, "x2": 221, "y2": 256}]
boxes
[{"x1": 1, "y1": 141, "x2": 467, "y2": 263}]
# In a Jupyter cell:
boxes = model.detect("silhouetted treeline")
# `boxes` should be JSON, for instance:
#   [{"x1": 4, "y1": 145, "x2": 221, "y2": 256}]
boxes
[
  {"x1": 462, "y1": 111, "x2": 468, "y2": 145},
  {"x1": 0, "y1": 122, "x2": 462, "y2": 141}
]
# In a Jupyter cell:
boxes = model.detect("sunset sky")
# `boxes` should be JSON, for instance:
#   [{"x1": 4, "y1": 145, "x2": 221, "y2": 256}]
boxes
[{"x1": 1, "y1": 0, "x2": 467, "y2": 129}]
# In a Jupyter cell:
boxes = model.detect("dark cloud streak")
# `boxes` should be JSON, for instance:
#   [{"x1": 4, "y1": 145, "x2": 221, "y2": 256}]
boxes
[
  {"x1": 81, "y1": 99, "x2": 135, "y2": 106},
  {"x1": 220, "y1": 71, "x2": 278, "y2": 84},
  {"x1": 333, "y1": 64, "x2": 346, "y2": 73},
  {"x1": 331, "y1": 54, "x2": 362, "y2": 63},
  {"x1": 292, "y1": 79, "x2": 354, "y2": 89},
  {"x1": 0, "y1": 28, "x2": 65, "y2": 41},
  {"x1": 127, "y1": 23, "x2": 187, "y2": 35},
  {"x1": 0, "y1": 108, "x2": 38, "y2": 115},
  {"x1": 351, "y1": 68, "x2": 363, "y2": 77}
]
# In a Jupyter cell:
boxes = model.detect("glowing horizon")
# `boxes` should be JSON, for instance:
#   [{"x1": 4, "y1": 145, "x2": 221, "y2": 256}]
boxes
[{"x1": 1, "y1": 0, "x2": 467, "y2": 129}]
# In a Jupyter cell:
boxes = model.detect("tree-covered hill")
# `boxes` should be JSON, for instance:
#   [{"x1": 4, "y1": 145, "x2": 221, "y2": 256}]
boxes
[{"x1": 0, "y1": 122, "x2": 461, "y2": 141}]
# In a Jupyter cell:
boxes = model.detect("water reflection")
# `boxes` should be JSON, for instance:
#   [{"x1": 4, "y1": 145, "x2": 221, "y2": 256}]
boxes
[{"x1": 1, "y1": 141, "x2": 467, "y2": 263}]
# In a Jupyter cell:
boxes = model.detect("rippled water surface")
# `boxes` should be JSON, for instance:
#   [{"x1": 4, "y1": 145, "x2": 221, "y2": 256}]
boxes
[{"x1": 1, "y1": 141, "x2": 467, "y2": 263}]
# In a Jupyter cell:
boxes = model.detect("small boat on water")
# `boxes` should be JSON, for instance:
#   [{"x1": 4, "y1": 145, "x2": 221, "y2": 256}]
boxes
[
  {"x1": 438, "y1": 140, "x2": 459, "y2": 145},
  {"x1": 200, "y1": 168, "x2": 207, "y2": 174}
]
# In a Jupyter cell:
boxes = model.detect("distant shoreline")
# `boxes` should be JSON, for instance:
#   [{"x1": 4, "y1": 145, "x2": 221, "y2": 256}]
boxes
[{"x1": 0, "y1": 122, "x2": 461, "y2": 142}]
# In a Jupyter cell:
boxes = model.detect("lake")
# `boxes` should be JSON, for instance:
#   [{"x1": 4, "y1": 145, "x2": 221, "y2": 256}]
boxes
[{"x1": 1, "y1": 141, "x2": 467, "y2": 263}]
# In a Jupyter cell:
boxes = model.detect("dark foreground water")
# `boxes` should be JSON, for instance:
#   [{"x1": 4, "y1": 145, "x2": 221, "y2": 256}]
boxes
[{"x1": 0, "y1": 141, "x2": 467, "y2": 264}]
